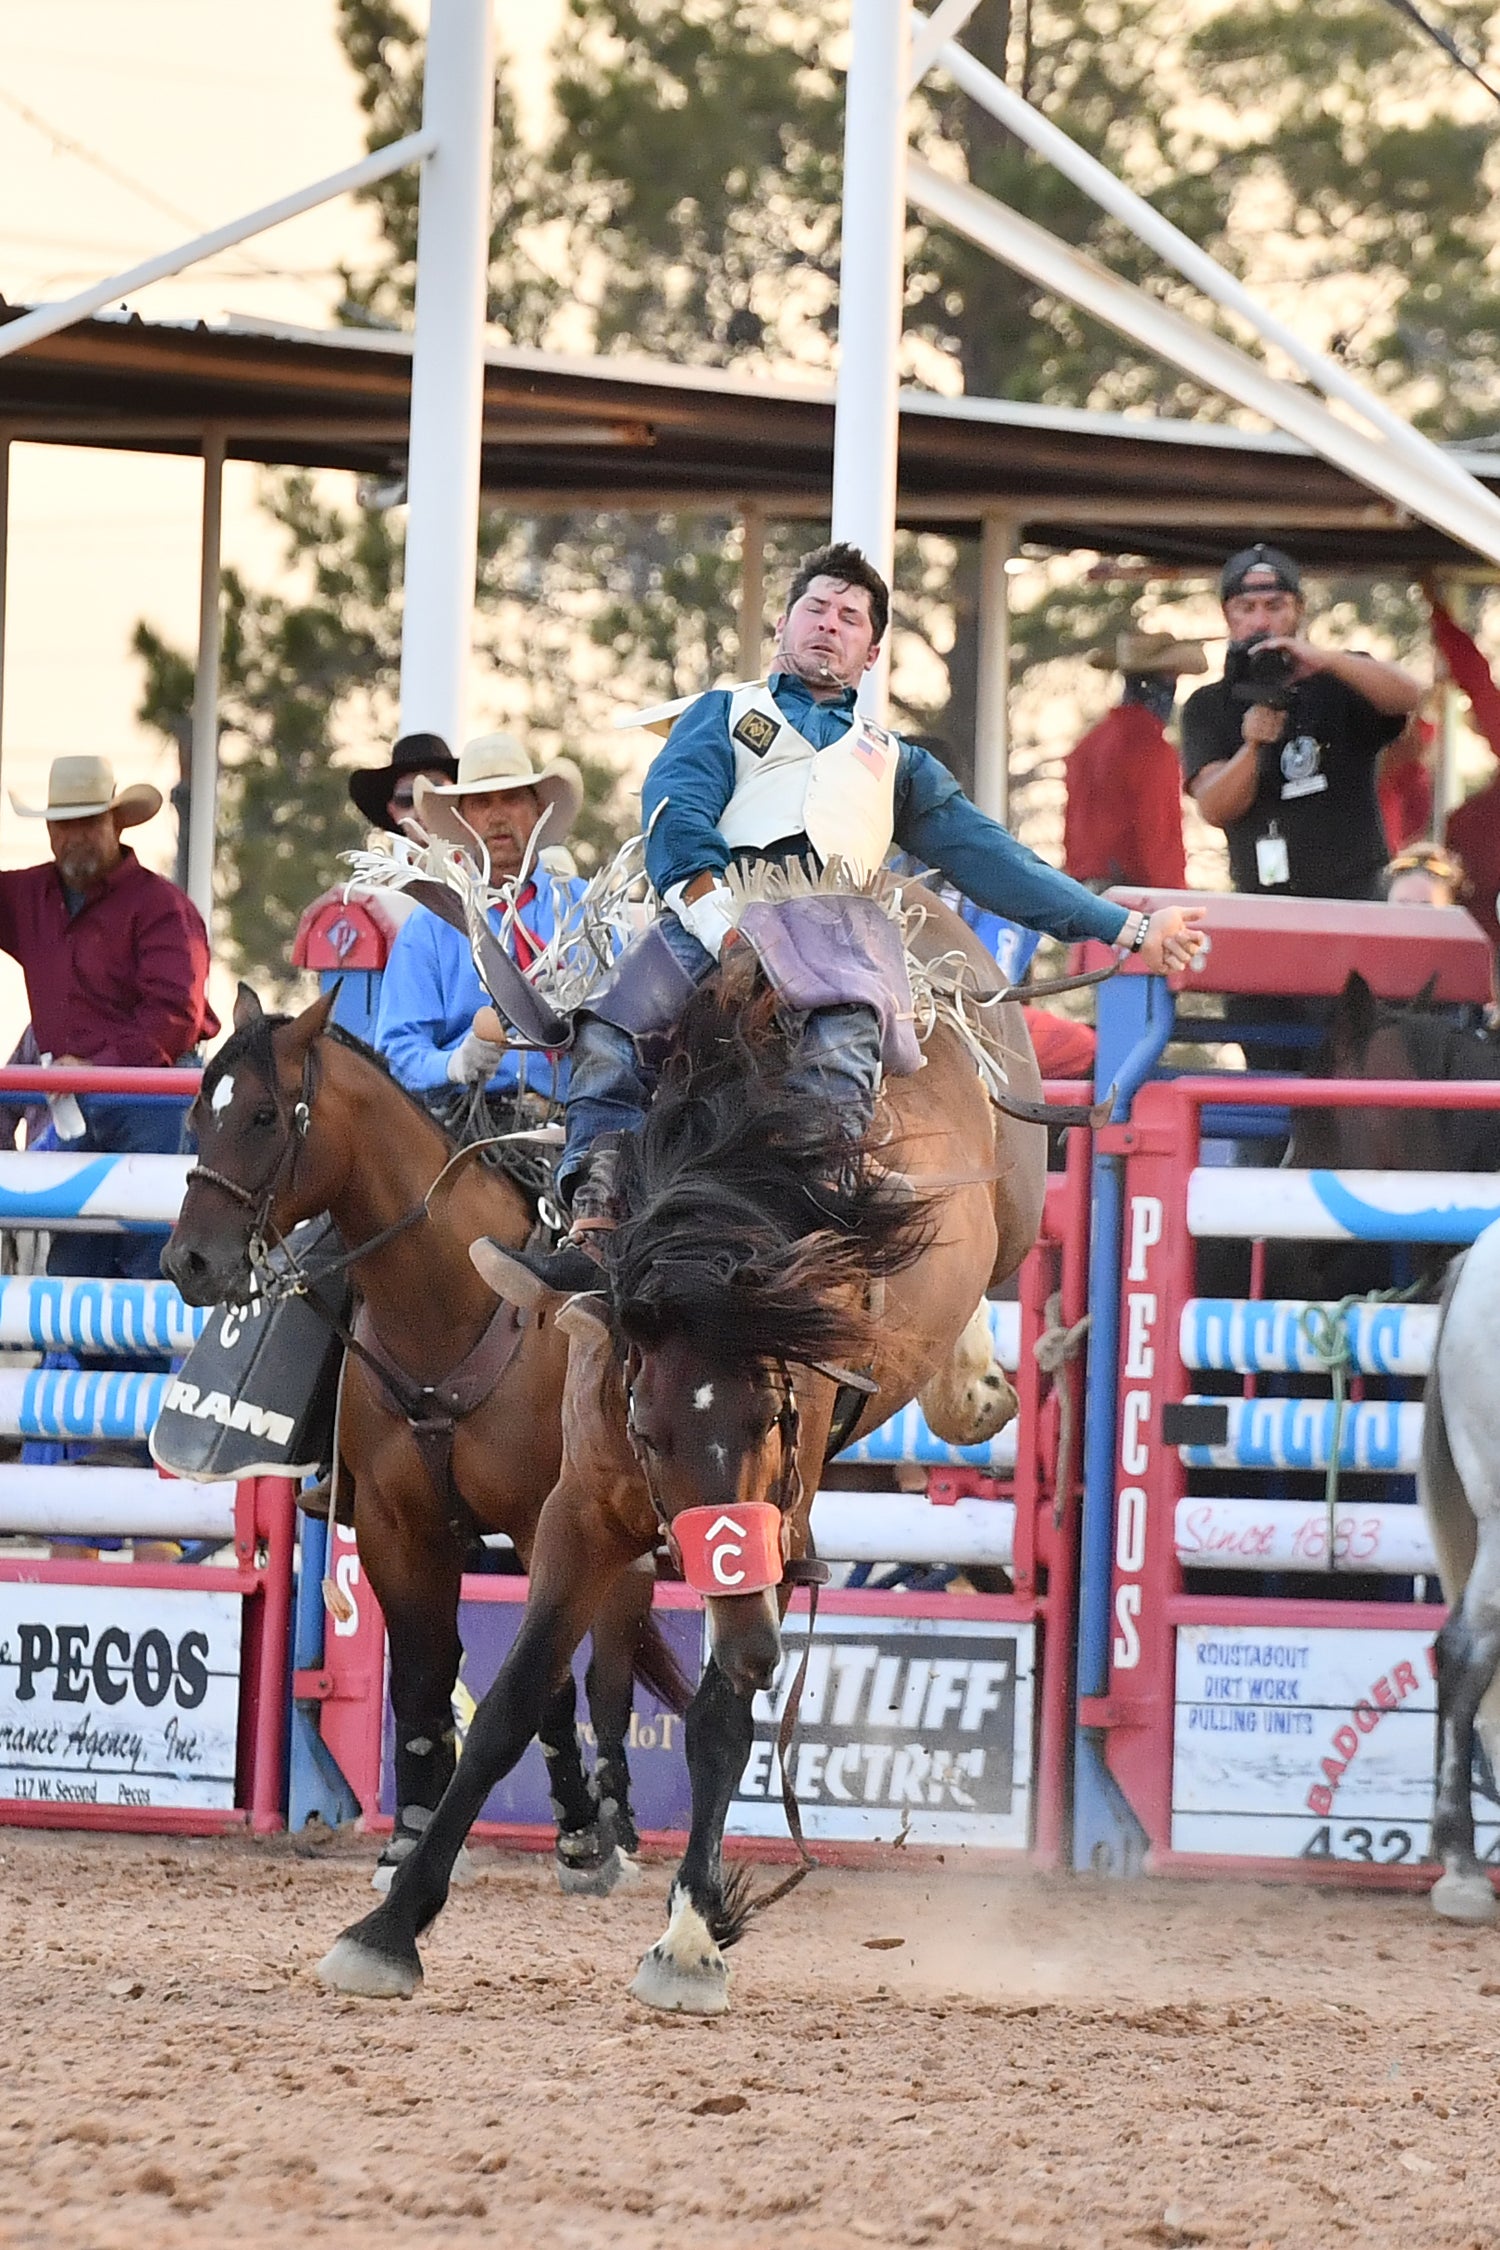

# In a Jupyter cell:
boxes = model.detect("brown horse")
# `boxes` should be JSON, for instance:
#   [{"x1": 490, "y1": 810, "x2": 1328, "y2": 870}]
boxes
[
  {"x1": 161, "y1": 984, "x2": 685, "y2": 1890},
  {"x1": 318, "y1": 892, "x2": 1045, "y2": 2004}
]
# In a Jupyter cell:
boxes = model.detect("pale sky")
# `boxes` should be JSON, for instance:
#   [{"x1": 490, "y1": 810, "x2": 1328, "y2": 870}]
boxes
[{"x1": 0, "y1": 0, "x2": 560, "y2": 1043}]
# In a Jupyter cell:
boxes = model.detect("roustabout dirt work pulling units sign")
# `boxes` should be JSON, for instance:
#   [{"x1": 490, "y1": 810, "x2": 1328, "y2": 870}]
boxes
[
  {"x1": 1171, "y1": 1625, "x2": 1464, "y2": 1866},
  {"x1": 0, "y1": 1584, "x2": 241, "y2": 1810}
]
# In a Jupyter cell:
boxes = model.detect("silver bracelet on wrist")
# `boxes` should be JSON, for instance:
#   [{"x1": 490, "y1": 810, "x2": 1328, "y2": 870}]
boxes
[{"x1": 1119, "y1": 910, "x2": 1150, "y2": 954}]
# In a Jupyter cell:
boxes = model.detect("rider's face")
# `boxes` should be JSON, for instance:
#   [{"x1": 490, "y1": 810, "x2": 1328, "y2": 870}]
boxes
[
  {"x1": 461, "y1": 785, "x2": 544, "y2": 878},
  {"x1": 775, "y1": 575, "x2": 881, "y2": 694}
]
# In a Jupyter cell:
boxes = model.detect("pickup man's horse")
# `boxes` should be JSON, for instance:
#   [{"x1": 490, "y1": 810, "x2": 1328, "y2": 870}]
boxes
[
  {"x1": 162, "y1": 984, "x2": 686, "y2": 1890},
  {"x1": 318, "y1": 889, "x2": 1047, "y2": 2007}
]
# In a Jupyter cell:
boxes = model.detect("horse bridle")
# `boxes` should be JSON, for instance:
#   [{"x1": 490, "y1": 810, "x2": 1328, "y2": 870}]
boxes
[
  {"x1": 185, "y1": 1036, "x2": 429, "y2": 1309},
  {"x1": 625, "y1": 1357, "x2": 805, "y2": 1555}
]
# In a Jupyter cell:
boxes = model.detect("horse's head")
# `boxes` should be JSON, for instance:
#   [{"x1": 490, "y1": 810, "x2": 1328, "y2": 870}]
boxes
[
  {"x1": 1298, "y1": 970, "x2": 1494, "y2": 1171},
  {"x1": 162, "y1": 983, "x2": 341, "y2": 1304}
]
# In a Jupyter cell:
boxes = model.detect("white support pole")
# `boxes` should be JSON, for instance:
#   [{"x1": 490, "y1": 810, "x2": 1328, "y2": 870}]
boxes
[
  {"x1": 738, "y1": 502, "x2": 767, "y2": 676},
  {"x1": 398, "y1": 0, "x2": 497, "y2": 750},
  {"x1": 832, "y1": 0, "x2": 912, "y2": 719},
  {"x1": 186, "y1": 429, "x2": 225, "y2": 925},
  {"x1": 926, "y1": 33, "x2": 1500, "y2": 552},
  {"x1": 0, "y1": 131, "x2": 435, "y2": 367},
  {"x1": 905, "y1": 158, "x2": 1500, "y2": 567},
  {"x1": 974, "y1": 512, "x2": 1013, "y2": 824}
]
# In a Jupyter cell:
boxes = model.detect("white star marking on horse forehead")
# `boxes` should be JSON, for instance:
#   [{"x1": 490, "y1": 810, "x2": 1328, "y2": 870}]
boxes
[
  {"x1": 693, "y1": 1383, "x2": 715, "y2": 1411},
  {"x1": 211, "y1": 1074, "x2": 235, "y2": 1114}
]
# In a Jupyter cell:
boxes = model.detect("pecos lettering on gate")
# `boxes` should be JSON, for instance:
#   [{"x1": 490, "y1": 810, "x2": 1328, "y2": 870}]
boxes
[{"x1": 1113, "y1": 1193, "x2": 1164, "y2": 1671}]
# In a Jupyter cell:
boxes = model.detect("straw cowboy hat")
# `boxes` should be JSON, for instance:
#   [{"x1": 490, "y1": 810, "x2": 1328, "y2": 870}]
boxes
[
  {"x1": 10, "y1": 754, "x2": 162, "y2": 826},
  {"x1": 348, "y1": 731, "x2": 458, "y2": 833},
  {"x1": 414, "y1": 731, "x2": 584, "y2": 854},
  {"x1": 1086, "y1": 631, "x2": 1209, "y2": 677}
]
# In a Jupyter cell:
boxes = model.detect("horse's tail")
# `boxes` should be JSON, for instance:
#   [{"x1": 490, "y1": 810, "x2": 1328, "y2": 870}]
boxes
[
  {"x1": 1420, "y1": 1252, "x2": 1477, "y2": 1603},
  {"x1": 634, "y1": 1607, "x2": 694, "y2": 1718}
]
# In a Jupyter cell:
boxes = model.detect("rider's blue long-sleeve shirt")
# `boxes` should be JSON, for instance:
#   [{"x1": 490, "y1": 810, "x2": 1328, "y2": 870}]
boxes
[
  {"x1": 640, "y1": 671, "x2": 1130, "y2": 949},
  {"x1": 375, "y1": 873, "x2": 579, "y2": 1100}
]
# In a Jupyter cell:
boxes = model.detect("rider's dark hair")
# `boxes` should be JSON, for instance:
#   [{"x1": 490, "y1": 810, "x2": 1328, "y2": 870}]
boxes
[{"x1": 786, "y1": 542, "x2": 889, "y2": 644}]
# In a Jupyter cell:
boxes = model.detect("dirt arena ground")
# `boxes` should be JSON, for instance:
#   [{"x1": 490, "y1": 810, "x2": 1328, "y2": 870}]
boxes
[{"x1": 2, "y1": 1830, "x2": 1498, "y2": 2250}]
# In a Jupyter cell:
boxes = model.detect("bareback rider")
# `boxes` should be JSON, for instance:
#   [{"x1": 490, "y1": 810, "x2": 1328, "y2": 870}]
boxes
[{"x1": 523, "y1": 542, "x2": 1205, "y2": 1292}]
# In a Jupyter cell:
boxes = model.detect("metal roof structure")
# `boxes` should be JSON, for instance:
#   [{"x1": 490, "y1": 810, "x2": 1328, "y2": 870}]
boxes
[{"x1": 4, "y1": 307, "x2": 1496, "y2": 570}]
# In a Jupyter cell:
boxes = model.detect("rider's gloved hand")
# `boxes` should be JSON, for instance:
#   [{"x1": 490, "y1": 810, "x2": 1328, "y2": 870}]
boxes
[
  {"x1": 668, "y1": 877, "x2": 738, "y2": 960},
  {"x1": 447, "y1": 1026, "x2": 507, "y2": 1085}
]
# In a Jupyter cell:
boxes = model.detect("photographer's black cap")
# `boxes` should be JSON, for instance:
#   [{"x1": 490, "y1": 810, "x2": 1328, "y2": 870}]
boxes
[{"x1": 1220, "y1": 542, "x2": 1302, "y2": 601}]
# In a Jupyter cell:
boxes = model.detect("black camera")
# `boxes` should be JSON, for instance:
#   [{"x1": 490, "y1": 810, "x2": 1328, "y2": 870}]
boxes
[{"x1": 1222, "y1": 635, "x2": 1298, "y2": 709}]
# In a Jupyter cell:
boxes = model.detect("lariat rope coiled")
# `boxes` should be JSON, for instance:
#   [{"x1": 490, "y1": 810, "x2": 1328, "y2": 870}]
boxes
[
  {"x1": 1297, "y1": 1280, "x2": 1429, "y2": 1566},
  {"x1": 1034, "y1": 1294, "x2": 1091, "y2": 1530}
]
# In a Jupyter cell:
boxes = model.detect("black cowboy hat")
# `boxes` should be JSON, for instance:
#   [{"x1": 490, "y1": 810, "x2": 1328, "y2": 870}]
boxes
[{"x1": 347, "y1": 732, "x2": 458, "y2": 833}]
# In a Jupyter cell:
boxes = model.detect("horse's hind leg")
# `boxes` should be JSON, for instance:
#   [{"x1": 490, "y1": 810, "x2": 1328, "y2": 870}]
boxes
[
  {"x1": 1432, "y1": 1521, "x2": 1500, "y2": 1925},
  {"x1": 630, "y1": 1651, "x2": 755, "y2": 2016},
  {"x1": 586, "y1": 1560, "x2": 659, "y2": 1879},
  {"x1": 538, "y1": 1668, "x2": 616, "y2": 1896}
]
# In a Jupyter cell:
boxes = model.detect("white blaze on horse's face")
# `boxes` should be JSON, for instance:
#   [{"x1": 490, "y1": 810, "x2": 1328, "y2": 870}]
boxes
[
  {"x1": 693, "y1": 1383, "x2": 715, "y2": 1412},
  {"x1": 211, "y1": 1074, "x2": 235, "y2": 1115}
]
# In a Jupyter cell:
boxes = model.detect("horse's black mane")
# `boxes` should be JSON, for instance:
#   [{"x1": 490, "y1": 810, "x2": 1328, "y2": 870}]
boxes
[{"x1": 607, "y1": 963, "x2": 933, "y2": 1367}]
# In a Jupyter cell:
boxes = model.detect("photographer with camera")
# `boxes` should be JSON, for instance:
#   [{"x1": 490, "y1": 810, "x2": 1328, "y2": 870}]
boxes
[{"x1": 1183, "y1": 544, "x2": 1421, "y2": 900}]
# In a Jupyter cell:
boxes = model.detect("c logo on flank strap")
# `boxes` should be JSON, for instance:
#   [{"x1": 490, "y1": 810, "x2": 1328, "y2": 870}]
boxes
[{"x1": 732, "y1": 709, "x2": 778, "y2": 757}]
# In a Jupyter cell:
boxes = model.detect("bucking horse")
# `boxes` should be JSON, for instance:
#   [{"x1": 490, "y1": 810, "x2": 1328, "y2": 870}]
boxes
[{"x1": 317, "y1": 875, "x2": 1059, "y2": 2009}]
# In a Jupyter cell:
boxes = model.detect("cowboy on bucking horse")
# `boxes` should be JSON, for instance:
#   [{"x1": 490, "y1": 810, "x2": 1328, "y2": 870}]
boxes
[{"x1": 481, "y1": 541, "x2": 1206, "y2": 1295}]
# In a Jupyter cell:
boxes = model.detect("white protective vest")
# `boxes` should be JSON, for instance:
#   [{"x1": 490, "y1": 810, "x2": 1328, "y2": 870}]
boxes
[{"x1": 716, "y1": 683, "x2": 900, "y2": 882}]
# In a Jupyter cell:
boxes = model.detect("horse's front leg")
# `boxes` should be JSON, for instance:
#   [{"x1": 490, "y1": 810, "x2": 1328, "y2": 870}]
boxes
[
  {"x1": 317, "y1": 1488, "x2": 641, "y2": 2000},
  {"x1": 629, "y1": 1642, "x2": 761, "y2": 2017},
  {"x1": 1432, "y1": 1544, "x2": 1500, "y2": 1924}
]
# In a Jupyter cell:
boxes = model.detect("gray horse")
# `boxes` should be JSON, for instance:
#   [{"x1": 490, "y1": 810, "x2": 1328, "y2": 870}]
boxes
[{"x1": 1419, "y1": 1219, "x2": 1500, "y2": 1923}]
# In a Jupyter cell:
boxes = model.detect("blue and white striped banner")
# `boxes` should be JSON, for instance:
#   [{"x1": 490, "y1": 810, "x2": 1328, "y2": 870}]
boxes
[
  {"x1": 1176, "y1": 1394, "x2": 1422, "y2": 1474},
  {"x1": 838, "y1": 1398, "x2": 1018, "y2": 1470},
  {"x1": 0, "y1": 1277, "x2": 206, "y2": 1356},
  {"x1": 1180, "y1": 1298, "x2": 1437, "y2": 1378},
  {"x1": 1187, "y1": 1168, "x2": 1500, "y2": 1244},
  {"x1": 3, "y1": 1368, "x2": 169, "y2": 1442},
  {"x1": 0, "y1": 1153, "x2": 192, "y2": 1230}
]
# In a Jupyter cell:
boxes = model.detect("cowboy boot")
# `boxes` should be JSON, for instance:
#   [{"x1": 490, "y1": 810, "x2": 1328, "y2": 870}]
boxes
[{"x1": 512, "y1": 1134, "x2": 622, "y2": 1295}]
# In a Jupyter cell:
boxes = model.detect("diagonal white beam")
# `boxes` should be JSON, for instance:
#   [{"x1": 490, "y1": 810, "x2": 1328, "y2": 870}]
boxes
[
  {"x1": 905, "y1": 155, "x2": 1500, "y2": 565},
  {"x1": 927, "y1": 30, "x2": 1500, "y2": 547},
  {"x1": 909, "y1": 0, "x2": 982, "y2": 85},
  {"x1": 0, "y1": 128, "x2": 436, "y2": 365}
]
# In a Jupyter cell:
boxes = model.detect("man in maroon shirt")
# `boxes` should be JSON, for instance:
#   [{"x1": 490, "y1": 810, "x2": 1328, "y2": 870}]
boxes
[
  {"x1": 4, "y1": 755, "x2": 217, "y2": 1279},
  {"x1": 1063, "y1": 630, "x2": 1204, "y2": 890}
]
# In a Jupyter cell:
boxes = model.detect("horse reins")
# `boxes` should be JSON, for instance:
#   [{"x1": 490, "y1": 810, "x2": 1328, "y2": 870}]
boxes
[{"x1": 626, "y1": 1359, "x2": 826, "y2": 1910}]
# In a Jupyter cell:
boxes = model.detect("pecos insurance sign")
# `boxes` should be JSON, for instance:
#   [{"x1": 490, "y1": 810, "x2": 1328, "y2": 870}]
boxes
[
  {"x1": 728, "y1": 1611, "x2": 1034, "y2": 1850},
  {"x1": 0, "y1": 1584, "x2": 241, "y2": 1811}
]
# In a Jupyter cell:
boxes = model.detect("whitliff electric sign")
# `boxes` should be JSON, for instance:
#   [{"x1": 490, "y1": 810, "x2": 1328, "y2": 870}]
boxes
[
  {"x1": 728, "y1": 1611, "x2": 1034, "y2": 1849},
  {"x1": 0, "y1": 1584, "x2": 241, "y2": 1811}
]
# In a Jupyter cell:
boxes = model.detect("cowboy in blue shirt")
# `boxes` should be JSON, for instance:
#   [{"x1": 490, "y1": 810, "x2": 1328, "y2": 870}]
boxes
[
  {"x1": 524, "y1": 544, "x2": 1204, "y2": 1291},
  {"x1": 375, "y1": 732, "x2": 583, "y2": 1110}
]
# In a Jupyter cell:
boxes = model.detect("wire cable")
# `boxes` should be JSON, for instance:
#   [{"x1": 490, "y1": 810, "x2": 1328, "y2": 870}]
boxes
[{"x1": 1377, "y1": 0, "x2": 1500, "y2": 107}]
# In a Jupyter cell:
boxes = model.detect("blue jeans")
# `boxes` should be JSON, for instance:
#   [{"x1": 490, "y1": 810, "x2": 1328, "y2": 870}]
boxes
[
  {"x1": 559, "y1": 913, "x2": 884, "y2": 1195},
  {"x1": 47, "y1": 1095, "x2": 188, "y2": 1284}
]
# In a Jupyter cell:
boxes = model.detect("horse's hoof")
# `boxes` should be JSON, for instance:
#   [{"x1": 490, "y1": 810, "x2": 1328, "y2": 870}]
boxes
[
  {"x1": 555, "y1": 1836, "x2": 620, "y2": 1890},
  {"x1": 371, "y1": 1842, "x2": 474, "y2": 1895},
  {"x1": 611, "y1": 1849, "x2": 645, "y2": 1889},
  {"x1": 316, "y1": 1930, "x2": 423, "y2": 1999},
  {"x1": 1431, "y1": 1869, "x2": 1499, "y2": 1925},
  {"x1": 630, "y1": 1937, "x2": 729, "y2": 2015}
]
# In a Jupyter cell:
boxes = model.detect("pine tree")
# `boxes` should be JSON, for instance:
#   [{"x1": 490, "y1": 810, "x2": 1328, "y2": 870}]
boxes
[{"x1": 136, "y1": 0, "x2": 1499, "y2": 976}]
